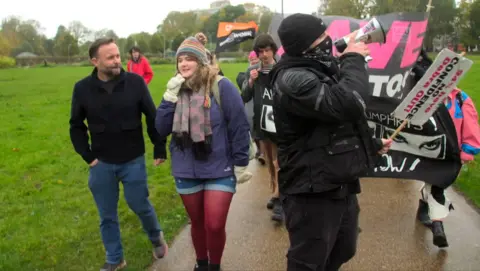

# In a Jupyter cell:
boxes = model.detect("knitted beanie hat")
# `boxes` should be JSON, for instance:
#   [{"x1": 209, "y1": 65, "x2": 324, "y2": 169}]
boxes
[
  {"x1": 176, "y1": 37, "x2": 209, "y2": 65},
  {"x1": 278, "y1": 13, "x2": 327, "y2": 56}
]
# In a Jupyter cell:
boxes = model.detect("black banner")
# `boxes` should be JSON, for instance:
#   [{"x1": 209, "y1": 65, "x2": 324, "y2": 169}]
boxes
[
  {"x1": 268, "y1": 12, "x2": 462, "y2": 187},
  {"x1": 215, "y1": 21, "x2": 258, "y2": 53}
]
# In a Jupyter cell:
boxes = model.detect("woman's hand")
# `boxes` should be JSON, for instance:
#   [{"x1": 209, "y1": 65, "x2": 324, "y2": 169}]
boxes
[{"x1": 163, "y1": 74, "x2": 185, "y2": 103}]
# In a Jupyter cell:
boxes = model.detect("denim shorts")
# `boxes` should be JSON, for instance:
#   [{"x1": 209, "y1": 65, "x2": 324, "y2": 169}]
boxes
[{"x1": 174, "y1": 176, "x2": 237, "y2": 195}]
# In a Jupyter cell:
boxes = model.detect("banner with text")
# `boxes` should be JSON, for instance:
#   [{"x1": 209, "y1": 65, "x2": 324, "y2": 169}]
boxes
[
  {"x1": 268, "y1": 12, "x2": 463, "y2": 187},
  {"x1": 215, "y1": 21, "x2": 258, "y2": 53}
]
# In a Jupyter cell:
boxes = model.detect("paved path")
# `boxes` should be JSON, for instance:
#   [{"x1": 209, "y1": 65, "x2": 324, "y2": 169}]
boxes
[{"x1": 151, "y1": 162, "x2": 480, "y2": 271}]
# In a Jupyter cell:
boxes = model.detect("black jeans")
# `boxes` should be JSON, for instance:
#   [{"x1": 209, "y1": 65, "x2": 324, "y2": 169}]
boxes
[{"x1": 282, "y1": 194, "x2": 359, "y2": 271}]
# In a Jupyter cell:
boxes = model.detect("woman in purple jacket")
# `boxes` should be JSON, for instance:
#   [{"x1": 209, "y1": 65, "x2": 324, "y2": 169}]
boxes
[{"x1": 155, "y1": 37, "x2": 250, "y2": 271}]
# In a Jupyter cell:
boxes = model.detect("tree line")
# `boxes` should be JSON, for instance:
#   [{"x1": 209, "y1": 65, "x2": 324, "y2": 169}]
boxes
[
  {"x1": 1, "y1": 0, "x2": 479, "y2": 59},
  {"x1": 0, "y1": 3, "x2": 272, "y2": 59}
]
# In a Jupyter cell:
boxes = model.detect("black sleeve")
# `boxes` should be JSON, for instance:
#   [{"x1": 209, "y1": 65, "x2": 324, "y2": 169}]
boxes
[
  {"x1": 139, "y1": 79, "x2": 167, "y2": 159},
  {"x1": 241, "y1": 65, "x2": 258, "y2": 103},
  {"x1": 373, "y1": 138, "x2": 383, "y2": 152},
  {"x1": 277, "y1": 53, "x2": 369, "y2": 123},
  {"x1": 69, "y1": 84, "x2": 95, "y2": 164}
]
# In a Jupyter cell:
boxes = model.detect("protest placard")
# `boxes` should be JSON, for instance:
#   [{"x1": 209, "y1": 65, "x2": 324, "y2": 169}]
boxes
[{"x1": 393, "y1": 49, "x2": 473, "y2": 126}]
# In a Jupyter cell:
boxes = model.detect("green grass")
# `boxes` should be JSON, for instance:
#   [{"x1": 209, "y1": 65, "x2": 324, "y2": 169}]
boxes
[
  {"x1": 451, "y1": 55, "x2": 480, "y2": 208},
  {"x1": 0, "y1": 63, "x2": 247, "y2": 271}
]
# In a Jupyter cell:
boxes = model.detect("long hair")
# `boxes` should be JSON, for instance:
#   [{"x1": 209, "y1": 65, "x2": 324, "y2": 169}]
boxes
[{"x1": 182, "y1": 56, "x2": 219, "y2": 97}]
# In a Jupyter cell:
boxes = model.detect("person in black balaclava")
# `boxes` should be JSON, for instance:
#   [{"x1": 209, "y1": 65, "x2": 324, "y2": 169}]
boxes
[{"x1": 269, "y1": 13, "x2": 392, "y2": 271}]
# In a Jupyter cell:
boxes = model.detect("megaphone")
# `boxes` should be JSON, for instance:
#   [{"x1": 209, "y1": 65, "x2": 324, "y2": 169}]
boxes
[{"x1": 334, "y1": 18, "x2": 386, "y2": 54}]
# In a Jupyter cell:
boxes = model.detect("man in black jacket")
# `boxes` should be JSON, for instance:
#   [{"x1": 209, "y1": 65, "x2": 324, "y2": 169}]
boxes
[
  {"x1": 269, "y1": 14, "x2": 392, "y2": 271},
  {"x1": 69, "y1": 38, "x2": 167, "y2": 271}
]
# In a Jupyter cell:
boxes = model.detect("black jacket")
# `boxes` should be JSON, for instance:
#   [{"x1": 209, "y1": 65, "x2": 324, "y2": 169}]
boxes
[
  {"x1": 69, "y1": 68, "x2": 166, "y2": 165},
  {"x1": 270, "y1": 53, "x2": 382, "y2": 196}
]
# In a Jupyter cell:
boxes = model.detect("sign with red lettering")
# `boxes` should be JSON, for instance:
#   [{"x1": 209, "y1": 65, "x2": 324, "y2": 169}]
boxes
[{"x1": 393, "y1": 49, "x2": 472, "y2": 125}]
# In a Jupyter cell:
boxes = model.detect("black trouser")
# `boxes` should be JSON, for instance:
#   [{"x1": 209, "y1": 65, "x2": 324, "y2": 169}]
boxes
[{"x1": 282, "y1": 194, "x2": 359, "y2": 271}]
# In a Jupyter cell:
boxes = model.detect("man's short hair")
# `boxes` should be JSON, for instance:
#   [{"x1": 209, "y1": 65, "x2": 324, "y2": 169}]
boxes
[
  {"x1": 89, "y1": 38, "x2": 116, "y2": 59},
  {"x1": 253, "y1": 34, "x2": 278, "y2": 56}
]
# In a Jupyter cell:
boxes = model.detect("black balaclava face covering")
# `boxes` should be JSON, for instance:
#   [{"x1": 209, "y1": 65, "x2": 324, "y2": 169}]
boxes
[
  {"x1": 302, "y1": 36, "x2": 339, "y2": 77},
  {"x1": 308, "y1": 36, "x2": 333, "y2": 57}
]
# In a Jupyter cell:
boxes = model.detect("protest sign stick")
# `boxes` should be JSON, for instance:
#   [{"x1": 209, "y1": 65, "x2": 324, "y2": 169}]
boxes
[
  {"x1": 389, "y1": 119, "x2": 409, "y2": 140},
  {"x1": 389, "y1": 52, "x2": 466, "y2": 140}
]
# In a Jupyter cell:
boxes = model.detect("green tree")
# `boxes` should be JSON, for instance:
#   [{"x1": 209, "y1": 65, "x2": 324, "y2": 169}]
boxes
[
  {"x1": 258, "y1": 11, "x2": 273, "y2": 33},
  {"x1": 162, "y1": 11, "x2": 200, "y2": 39},
  {"x1": 455, "y1": 0, "x2": 474, "y2": 48},
  {"x1": 93, "y1": 29, "x2": 119, "y2": 40},
  {"x1": 1, "y1": 17, "x2": 22, "y2": 49},
  {"x1": 43, "y1": 39, "x2": 55, "y2": 56},
  {"x1": 469, "y1": 0, "x2": 480, "y2": 47},
  {"x1": 416, "y1": 0, "x2": 457, "y2": 50},
  {"x1": 324, "y1": 0, "x2": 371, "y2": 18},
  {"x1": 0, "y1": 33, "x2": 12, "y2": 56},
  {"x1": 203, "y1": 5, "x2": 247, "y2": 42},
  {"x1": 125, "y1": 36, "x2": 136, "y2": 54},
  {"x1": 369, "y1": 0, "x2": 418, "y2": 15},
  {"x1": 68, "y1": 21, "x2": 91, "y2": 44},
  {"x1": 54, "y1": 25, "x2": 79, "y2": 57},
  {"x1": 150, "y1": 33, "x2": 164, "y2": 54}
]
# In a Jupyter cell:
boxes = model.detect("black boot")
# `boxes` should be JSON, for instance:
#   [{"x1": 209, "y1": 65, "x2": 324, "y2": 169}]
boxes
[
  {"x1": 193, "y1": 260, "x2": 209, "y2": 271},
  {"x1": 271, "y1": 200, "x2": 284, "y2": 222},
  {"x1": 208, "y1": 264, "x2": 221, "y2": 271},
  {"x1": 432, "y1": 221, "x2": 449, "y2": 248},
  {"x1": 416, "y1": 199, "x2": 432, "y2": 226}
]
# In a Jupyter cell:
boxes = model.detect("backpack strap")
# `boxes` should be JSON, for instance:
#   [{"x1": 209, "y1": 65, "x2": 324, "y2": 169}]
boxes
[
  {"x1": 211, "y1": 75, "x2": 225, "y2": 110},
  {"x1": 456, "y1": 91, "x2": 464, "y2": 109}
]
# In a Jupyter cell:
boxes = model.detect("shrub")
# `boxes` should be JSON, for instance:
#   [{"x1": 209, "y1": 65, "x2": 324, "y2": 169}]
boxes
[
  {"x1": 149, "y1": 57, "x2": 175, "y2": 65},
  {"x1": 0, "y1": 56, "x2": 16, "y2": 69}
]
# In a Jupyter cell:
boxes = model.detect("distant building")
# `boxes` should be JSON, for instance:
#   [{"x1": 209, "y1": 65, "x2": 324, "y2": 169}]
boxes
[{"x1": 15, "y1": 52, "x2": 38, "y2": 58}]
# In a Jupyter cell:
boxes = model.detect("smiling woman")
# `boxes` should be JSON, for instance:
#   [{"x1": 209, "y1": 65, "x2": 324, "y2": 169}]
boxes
[{"x1": 155, "y1": 36, "x2": 251, "y2": 271}]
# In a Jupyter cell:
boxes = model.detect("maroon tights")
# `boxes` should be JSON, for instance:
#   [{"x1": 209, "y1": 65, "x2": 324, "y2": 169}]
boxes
[{"x1": 180, "y1": 190, "x2": 233, "y2": 265}]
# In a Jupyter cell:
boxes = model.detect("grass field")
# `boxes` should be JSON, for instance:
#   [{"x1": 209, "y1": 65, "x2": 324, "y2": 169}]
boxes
[
  {"x1": 0, "y1": 57, "x2": 479, "y2": 271},
  {"x1": 0, "y1": 63, "x2": 246, "y2": 271},
  {"x1": 449, "y1": 55, "x2": 480, "y2": 207}
]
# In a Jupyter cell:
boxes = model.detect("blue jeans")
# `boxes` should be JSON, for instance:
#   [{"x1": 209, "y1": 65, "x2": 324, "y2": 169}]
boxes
[{"x1": 88, "y1": 155, "x2": 162, "y2": 264}]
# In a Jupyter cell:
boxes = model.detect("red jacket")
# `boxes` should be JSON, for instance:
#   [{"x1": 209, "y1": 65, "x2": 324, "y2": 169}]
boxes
[{"x1": 127, "y1": 56, "x2": 153, "y2": 84}]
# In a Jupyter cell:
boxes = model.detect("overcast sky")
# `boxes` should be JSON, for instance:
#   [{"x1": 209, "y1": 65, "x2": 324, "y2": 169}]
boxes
[{"x1": 1, "y1": 0, "x2": 318, "y2": 38}]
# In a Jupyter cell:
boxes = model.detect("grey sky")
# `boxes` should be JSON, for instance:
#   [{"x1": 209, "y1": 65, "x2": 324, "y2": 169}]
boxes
[{"x1": 1, "y1": 0, "x2": 318, "y2": 38}]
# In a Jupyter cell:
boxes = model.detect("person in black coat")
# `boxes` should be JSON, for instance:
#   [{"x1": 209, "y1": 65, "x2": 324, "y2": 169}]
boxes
[{"x1": 269, "y1": 14, "x2": 392, "y2": 271}]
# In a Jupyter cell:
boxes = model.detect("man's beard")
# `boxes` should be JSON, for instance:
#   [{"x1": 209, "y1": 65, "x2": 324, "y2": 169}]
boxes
[{"x1": 102, "y1": 66, "x2": 121, "y2": 79}]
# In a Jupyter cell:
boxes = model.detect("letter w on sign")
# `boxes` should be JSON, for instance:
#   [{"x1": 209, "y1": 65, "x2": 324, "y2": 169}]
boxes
[{"x1": 393, "y1": 49, "x2": 473, "y2": 126}]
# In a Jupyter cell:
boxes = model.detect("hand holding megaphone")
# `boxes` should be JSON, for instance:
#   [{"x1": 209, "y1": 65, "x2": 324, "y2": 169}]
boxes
[
  {"x1": 339, "y1": 30, "x2": 370, "y2": 57},
  {"x1": 334, "y1": 18, "x2": 386, "y2": 61}
]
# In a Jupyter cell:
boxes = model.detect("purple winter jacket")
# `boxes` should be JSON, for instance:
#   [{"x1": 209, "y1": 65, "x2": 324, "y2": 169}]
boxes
[{"x1": 155, "y1": 78, "x2": 250, "y2": 179}]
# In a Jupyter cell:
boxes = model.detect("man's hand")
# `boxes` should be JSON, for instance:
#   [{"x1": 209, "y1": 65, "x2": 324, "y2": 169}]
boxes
[
  {"x1": 378, "y1": 138, "x2": 393, "y2": 155},
  {"x1": 89, "y1": 159, "x2": 99, "y2": 167},
  {"x1": 248, "y1": 69, "x2": 259, "y2": 86},
  {"x1": 154, "y1": 159, "x2": 165, "y2": 166},
  {"x1": 341, "y1": 31, "x2": 370, "y2": 57}
]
